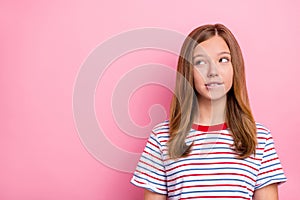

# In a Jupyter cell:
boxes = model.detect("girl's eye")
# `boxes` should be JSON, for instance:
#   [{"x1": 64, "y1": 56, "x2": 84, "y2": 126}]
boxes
[
  {"x1": 219, "y1": 57, "x2": 230, "y2": 63},
  {"x1": 194, "y1": 60, "x2": 206, "y2": 66}
]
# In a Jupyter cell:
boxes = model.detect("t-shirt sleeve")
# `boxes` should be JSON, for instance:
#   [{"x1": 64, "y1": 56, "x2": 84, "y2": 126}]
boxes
[
  {"x1": 255, "y1": 130, "x2": 287, "y2": 190},
  {"x1": 130, "y1": 132, "x2": 167, "y2": 195}
]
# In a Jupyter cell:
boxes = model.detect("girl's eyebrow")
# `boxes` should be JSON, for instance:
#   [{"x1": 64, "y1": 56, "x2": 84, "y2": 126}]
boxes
[
  {"x1": 218, "y1": 51, "x2": 231, "y2": 56},
  {"x1": 192, "y1": 54, "x2": 206, "y2": 59},
  {"x1": 193, "y1": 51, "x2": 231, "y2": 59}
]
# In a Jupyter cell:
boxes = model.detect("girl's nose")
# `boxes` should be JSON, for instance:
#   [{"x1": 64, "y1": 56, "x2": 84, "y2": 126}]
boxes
[{"x1": 207, "y1": 60, "x2": 219, "y2": 78}]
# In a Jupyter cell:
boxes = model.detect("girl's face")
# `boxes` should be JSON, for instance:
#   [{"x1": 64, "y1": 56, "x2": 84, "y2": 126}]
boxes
[{"x1": 193, "y1": 36, "x2": 233, "y2": 101}]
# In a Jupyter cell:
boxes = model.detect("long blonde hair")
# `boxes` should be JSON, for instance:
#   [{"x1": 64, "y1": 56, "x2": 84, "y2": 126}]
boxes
[{"x1": 168, "y1": 24, "x2": 257, "y2": 159}]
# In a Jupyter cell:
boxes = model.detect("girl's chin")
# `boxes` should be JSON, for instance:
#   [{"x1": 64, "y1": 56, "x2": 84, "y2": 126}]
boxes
[{"x1": 198, "y1": 94, "x2": 227, "y2": 102}]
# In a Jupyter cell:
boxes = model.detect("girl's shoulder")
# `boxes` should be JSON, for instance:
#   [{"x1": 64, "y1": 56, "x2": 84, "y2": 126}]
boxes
[
  {"x1": 255, "y1": 122, "x2": 273, "y2": 140},
  {"x1": 150, "y1": 120, "x2": 171, "y2": 143},
  {"x1": 255, "y1": 122, "x2": 270, "y2": 131},
  {"x1": 152, "y1": 120, "x2": 170, "y2": 133}
]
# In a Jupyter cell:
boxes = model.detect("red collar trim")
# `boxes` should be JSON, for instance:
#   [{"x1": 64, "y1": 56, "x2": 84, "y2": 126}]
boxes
[{"x1": 192, "y1": 123, "x2": 227, "y2": 132}]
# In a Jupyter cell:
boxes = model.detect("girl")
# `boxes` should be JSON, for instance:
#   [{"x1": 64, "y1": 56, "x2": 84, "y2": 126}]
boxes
[{"x1": 131, "y1": 24, "x2": 286, "y2": 200}]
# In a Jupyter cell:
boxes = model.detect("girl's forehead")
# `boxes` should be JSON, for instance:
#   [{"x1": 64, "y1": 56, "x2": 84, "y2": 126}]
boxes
[{"x1": 193, "y1": 36, "x2": 230, "y2": 56}]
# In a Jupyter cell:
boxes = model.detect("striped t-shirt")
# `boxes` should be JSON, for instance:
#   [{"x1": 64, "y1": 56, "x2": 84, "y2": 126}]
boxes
[{"x1": 131, "y1": 120, "x2": 287, "y2": 199}]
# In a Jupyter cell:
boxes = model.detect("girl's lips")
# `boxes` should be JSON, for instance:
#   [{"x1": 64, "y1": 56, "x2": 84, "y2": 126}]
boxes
[
  {"x1": 205, "y1": 82, "x2": 223, "y2": 86},
  {"x1": 205, "y1": 82, "x2": 224, "y2": 89}
]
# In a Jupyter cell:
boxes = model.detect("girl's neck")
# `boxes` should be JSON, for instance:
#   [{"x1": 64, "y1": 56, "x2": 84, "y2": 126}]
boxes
[{"x1": 194, "y1": 96, "x2": 227, "y2": 126}]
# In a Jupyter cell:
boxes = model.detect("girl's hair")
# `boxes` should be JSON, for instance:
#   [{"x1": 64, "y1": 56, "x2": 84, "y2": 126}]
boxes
[{"x1": 168, "y1": 24, "x2": 257, "y2": 159}]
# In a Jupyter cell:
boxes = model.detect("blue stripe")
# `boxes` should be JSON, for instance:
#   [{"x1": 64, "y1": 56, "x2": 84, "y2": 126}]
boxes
[
  {"x1": 256, "y1": 130, "x2": 268, "y2": 134},
  {"x1": 259, "y1": 161, "x2": 281, "y2": 171},
  {"x1": 157, "y1": 135, "x2": 170, "y2": 140},
  {"x1": 167, "y1": 178, "x2": 254, "y2": 190},
  {"x1": 164, "y1": 156, "x2": 260, "y2": 167},
  {"x1": 255, "y1": 177, "x2": 287, "y2": 190},
  {"x1": 149, "y1": 134, "x2": 162, "y2": 147},
  {"x1": 256, "y1": 172, "x2": 285, "y2": 182},
  {"x1": 167, "y1": 166, "x2": 257, "y2": 177},
  {"x1": 188, "y1": 136, "x2": 233, "y2": 142},
  {"x1": 145, "y1": 145, "x2": 161, "y2": 156},
  {"x1": 262, "y1": 152, "x2": 276, "y2": 159},
  {"x1": 140, "y1": 154, "x2": 164, "y2": 168},
  {"x1": 161, "y1": 146, "x2": 265, "y2": 157},
  {"x1": 265, "y1": 141, "x2": 274, "y2": 148},
  {"x1": 137, "y1": 164, "x2": 166, "y2": 178},
  {"x1": 154, "y1": 127, "x2": 169, "y2": 132},
  {"x1": 169, "y1": 189, "x2": 249, "y2": 198},
  {"x1": 132, "y1": 174, "x2": 166, "y2": 187}
]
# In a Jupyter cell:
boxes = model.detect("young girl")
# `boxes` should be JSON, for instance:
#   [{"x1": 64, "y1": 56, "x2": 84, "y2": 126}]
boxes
[{"x1": 131, "y1": 24, "x2": 286, "y2": 200}]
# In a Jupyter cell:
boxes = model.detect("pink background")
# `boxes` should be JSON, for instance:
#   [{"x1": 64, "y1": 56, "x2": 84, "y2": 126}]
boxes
[{"x1": 1, "y1": 0, "x2": 299, "y2": 199}]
